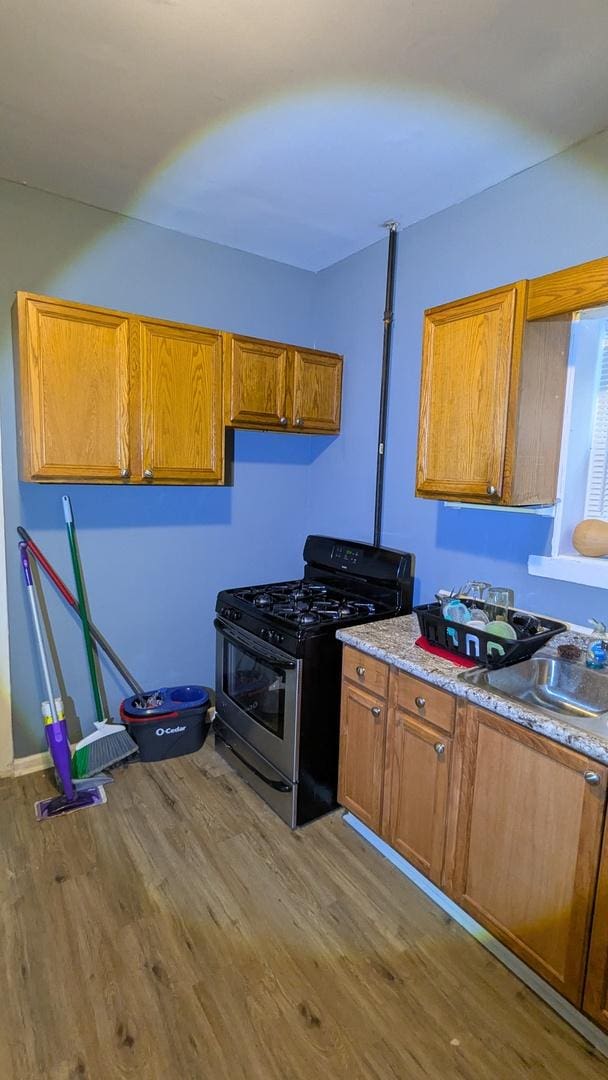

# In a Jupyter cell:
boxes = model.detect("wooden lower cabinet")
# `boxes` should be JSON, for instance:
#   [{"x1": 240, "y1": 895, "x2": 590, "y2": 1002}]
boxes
[
  {"x1": 382, "y1": 709, "x2": 451, "y2": 884},
  {"x1": 338, "y1": 680, "x2": 386, "y2": 833},
  {"x1": 584, "y1": 819, "x2": 608, "y2": 1028},
  {"x1": 338, "y1": 651, "x2": 608, "y2": 1025},
  {"x1": 452, "y1": 705, "x2": 607, "y2": 1006}
]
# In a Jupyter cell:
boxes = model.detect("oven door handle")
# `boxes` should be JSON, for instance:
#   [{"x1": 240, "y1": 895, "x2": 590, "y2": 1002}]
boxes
[
  {"x1": 214, "y1": 618, "x2": 296, "y2": 668},
  {"x1": 221, "y1": 738, "x2": 292, "y2": 793}
]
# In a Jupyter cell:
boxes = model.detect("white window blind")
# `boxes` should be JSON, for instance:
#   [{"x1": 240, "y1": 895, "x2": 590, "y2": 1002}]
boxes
[{"x1": 585, "y1": 322, "x2": 608, "y2": 519}]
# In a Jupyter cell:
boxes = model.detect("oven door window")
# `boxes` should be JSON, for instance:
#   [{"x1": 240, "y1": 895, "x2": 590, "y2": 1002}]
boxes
[{"x1": 223, "y1": 637, "x2": 287, "y2": 739}]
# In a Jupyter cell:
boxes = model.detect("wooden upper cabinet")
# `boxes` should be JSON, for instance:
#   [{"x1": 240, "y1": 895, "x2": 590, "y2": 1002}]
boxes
[
  {"x1": 416, "y1": 282, "x2": 571, "y2": 505},
  {"x1": 15, "y1": 293, "x2": 131, "y2": 481},
  {"x1": 139, "y1": 320, "x2": 223, "y2": 484},
  {"x1": 292, "y1": 349, "x2": 342, "y2": 432},
  {"x1": 417, "y1": 283, "x2": 524, "y2": 502},
  {"x1": 225, "y1": 335, "x2": 289, "y2": 429},
  {"x1": 225, "y1": 334, "x2": 342, "y2": 434},
  {"x1": 453, "y1": 705, "x2": 607, "y2": 1006},
  {"x1": 14, "y1": 292, "x2": 226, "y2": 485}
]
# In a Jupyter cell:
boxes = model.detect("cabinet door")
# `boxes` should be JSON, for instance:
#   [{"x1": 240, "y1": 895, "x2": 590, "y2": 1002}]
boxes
[
  {"x1": 383, "y1": 710, "x2": 451, "y2": 884},
  {"x1": 292, "y1": 349, "x2": 342, "y2": 433},
  {"x1": 583, "y1": 818, "x2": 608, "y2": 1031},
  {"x1": 338, "y1": 682, "x2": 386, "y2": 832},
  {"x1": 17, "y1": 294, "x2": 130, "y2": 481},
  {"x1": 453, "y1": 706, "x2": 606, "y2": 1005},
  {"x1": 139, "y1": 321, "x2": 223, "y2": 484},
  {"x1": 416, "y1": 284, "x2": 524, "y2": 500},
  {"x1": 226, "y1": 335, "x2": 289, "y2": 428}
]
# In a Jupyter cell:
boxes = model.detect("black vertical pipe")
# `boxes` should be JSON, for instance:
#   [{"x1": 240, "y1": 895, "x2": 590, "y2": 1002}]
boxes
[{"x1": 373, "y1": 223, "x2": 398, "y2": 547}]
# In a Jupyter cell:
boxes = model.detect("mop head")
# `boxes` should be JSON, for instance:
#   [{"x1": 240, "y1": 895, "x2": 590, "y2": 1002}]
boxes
[
  {"x1": 72, "y1": 721, "x2": 139, "y2": 778},
  {"x1": 35, "y1": 784, "x2": 107, "y2": 821}
]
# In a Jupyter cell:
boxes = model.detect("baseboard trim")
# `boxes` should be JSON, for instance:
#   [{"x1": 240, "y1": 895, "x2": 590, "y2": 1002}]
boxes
[
  {"x1": 6, "y1": 750, "x2": 53, "y2": 778},
  {"x1": 343, "y1": 811, "x2": 608, "y2": 1059}
]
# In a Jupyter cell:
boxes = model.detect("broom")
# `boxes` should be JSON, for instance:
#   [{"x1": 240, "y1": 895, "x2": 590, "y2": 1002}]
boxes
[{"x1": 62, "y1": 496, "x2": 138, "y2": 778}]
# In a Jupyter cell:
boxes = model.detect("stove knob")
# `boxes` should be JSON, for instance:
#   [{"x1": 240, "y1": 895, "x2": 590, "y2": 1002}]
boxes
[
  {"x1": 221, "y1": 607, "x2": 230, "y2": 617},
  {"x1": 276, "y1": 634, "x2": 284, "y2": 643},
  {"x1": 232, "y1": 610, "x2": 241, "y2": 621},
  {"x1": 260, "y1": 627, "x2": 269, "y2": 639}
]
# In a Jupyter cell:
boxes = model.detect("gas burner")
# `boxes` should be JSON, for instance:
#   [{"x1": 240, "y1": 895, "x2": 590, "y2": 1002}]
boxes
[
  {"x1": 297, "y1": 611, "x2": 320, "y2": 625},
  {"x1": 352, "y1": 602, "x2": 376, "y2": 615},
  {"x1": 254, "y1": 593, "x2": 273, "y2": 608},
  {"x1": 337, "y1": 605, "x2": 356, "y2": 617},
  {"x1": 311, "y1": 600, "x2": 340, "y2": 613}
]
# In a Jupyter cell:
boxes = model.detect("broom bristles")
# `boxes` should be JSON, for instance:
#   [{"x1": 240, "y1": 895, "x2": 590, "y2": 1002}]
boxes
[{"x1": 72, "y1": 728, "x2": 138, "y2": 778}]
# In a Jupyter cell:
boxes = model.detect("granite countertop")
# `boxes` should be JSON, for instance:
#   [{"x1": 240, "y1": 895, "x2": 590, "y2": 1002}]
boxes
[{"x1": 336, "y1": 614, "x2": 608, "y2": 767}]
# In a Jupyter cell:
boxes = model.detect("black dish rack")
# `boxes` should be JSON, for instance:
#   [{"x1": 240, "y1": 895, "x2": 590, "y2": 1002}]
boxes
[{"x1": 414, "y1": 601, "x2": 567, "y2": 669}]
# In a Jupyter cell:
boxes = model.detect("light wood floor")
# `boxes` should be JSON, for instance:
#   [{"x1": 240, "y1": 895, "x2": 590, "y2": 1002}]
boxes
[{"x1": 1, "y1": 743, "x2": 606, "y2": 1080}]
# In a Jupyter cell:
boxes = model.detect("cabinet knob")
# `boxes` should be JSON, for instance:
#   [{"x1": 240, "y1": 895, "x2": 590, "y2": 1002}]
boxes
[
  {"x1": 295, "y1": 417, "x2": 303, "y2": 427},
  {"x1": 487, "y1": 484, "x2": 497, "y2": 496},
  {"x1": 279, "y1": 416, "x2": 288, "y2": 426},
  {"x1": 584, "y1": 771, "x2": 601, "y2": 785},
  {"x1": 434, "y1": 742, "x2": 446, "y2": 756},
  {"x1": 355, "y1": 665, "x2": 366, "y2": 678},
  {"x1": 371, "y1": 706, "x2": 381, "y2": 719},
  {"x1": 143, "y1": 468, "x2": 154, "y2": 480},
  {"x1": 120, "y1": 468, "x2": 130, "y2": 480},
  {"x1": 414, "y1": 696, "x2": 426, "y2": 709}
]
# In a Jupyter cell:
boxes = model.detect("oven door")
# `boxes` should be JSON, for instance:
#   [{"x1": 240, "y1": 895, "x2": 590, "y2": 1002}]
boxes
[{"x1": 214, "y1": 617, "x2": 301, "y2": 780}]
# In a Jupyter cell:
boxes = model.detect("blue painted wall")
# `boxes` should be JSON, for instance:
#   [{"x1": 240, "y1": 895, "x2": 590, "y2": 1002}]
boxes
[
  {"x1": 6, "y1": 126, "x2": 608, "y2": 757},
  {"x1": 0, "y1": 180, "x2": 318, "y2": 756},
  {"x1": 309, "y1": 129, "x2": 608, "y2": 625}
]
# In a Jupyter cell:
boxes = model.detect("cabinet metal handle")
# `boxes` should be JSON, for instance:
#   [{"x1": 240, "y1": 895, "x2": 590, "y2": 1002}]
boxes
[
  {"x1": 120, "y1": 468, "x2": 130, "y2": 479},
  {"x1": 415, "y1": 696, "x2": 426, "y2": 709},
  {"x1": 356, "y1": 665, "x2": 366, "y2": 678},
  {"x1": 434, "y1": 742, "x2": 446, "y2": 756},
  {"x1": 143, "y1": 468, "x2": 154, "y2": 480},
  {"x1": 584, "y1": 771, "x2": 601, "y2": 785},
  {"x1": 279, "y1": 416, "x2": 288, "y2": 426},
  {"x1": 487, "y1": 484, "x2": 497, "y2": 496},
  {"x1": 371, "y1": 706, "x2": 381, "y2": 719},
  {"x1": 295, "y1": 417, "x2": 303, "y2": 427}
]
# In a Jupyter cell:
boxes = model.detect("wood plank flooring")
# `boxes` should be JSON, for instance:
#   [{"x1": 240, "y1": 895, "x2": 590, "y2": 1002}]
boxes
[{"x1": 1, "y1": 742, "x2": 606, "y2": 1080}]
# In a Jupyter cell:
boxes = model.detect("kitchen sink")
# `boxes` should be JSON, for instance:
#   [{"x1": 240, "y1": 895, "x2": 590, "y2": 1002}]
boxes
[{"x1": 460, "y1": 654, "x2": 608, "y2": 730}]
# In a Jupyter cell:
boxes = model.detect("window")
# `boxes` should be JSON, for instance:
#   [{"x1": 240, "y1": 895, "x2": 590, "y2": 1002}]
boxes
[
  {"x1": 585, "y1": 326, "x2": 608, "y2": 520},
  {"x1": 528, "y1": 305, "x2": 608, "y2": 589}
]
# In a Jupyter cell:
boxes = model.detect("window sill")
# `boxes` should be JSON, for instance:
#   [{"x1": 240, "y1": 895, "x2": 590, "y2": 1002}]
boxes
[{"x1": 528, "y1": 554, "x2": 608, "y2": 589}]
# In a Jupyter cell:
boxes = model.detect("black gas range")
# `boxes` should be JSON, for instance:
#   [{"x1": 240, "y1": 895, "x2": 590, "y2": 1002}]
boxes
[{"x1": 214, "y1": 536, "x2": 414, "y2": 827}]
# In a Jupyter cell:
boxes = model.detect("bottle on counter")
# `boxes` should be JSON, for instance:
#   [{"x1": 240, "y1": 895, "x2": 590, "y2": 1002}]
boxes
[{"x1": 586, "y1": 620, "x2": 608, "y2": 670}]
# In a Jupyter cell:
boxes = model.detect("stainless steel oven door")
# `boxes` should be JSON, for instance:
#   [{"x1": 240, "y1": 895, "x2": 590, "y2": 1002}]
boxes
[{"x1": 214, "y1": 617, "x2": 301, "y2": 780}]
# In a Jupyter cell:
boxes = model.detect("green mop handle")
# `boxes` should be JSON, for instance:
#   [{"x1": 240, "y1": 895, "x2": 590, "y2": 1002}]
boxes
[{"x1": 62, "y1": 496, "x2": 105, "y2": 725}]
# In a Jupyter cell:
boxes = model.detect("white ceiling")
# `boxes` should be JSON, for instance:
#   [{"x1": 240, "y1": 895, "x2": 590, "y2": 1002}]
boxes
[{"x1": 2, "y1": 0, "x2": 608, "y2": 270}]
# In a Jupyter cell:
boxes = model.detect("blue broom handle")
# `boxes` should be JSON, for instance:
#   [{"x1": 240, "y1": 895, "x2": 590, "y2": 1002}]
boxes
[{"x1": 20, "y1": 543, "x2": 59, "y2": 726}]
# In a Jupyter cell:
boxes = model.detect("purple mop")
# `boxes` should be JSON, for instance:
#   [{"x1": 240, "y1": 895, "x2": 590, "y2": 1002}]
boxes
[{"x1": 19, "y1": 543, "x2": 106, "y2": 820}]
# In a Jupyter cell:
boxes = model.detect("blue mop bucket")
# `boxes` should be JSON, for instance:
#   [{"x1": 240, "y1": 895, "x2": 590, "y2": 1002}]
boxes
[{"x1": 120, "y1": 685, "x2": 211, "y2": 762}]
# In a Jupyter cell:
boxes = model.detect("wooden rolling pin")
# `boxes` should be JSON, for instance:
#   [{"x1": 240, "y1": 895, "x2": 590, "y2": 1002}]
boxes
[{"x1": 572, "y1": 518, "x2": 608, "y2": 557}]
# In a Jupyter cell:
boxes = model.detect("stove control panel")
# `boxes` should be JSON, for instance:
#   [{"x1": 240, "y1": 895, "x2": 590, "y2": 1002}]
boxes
[{"x1": 330, "y1": 543, "x2": 362, "y2": 570}]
